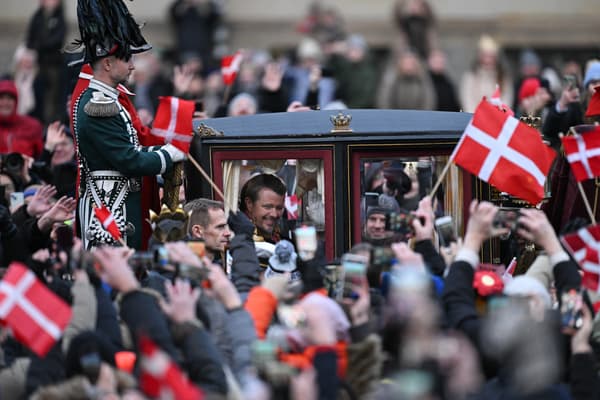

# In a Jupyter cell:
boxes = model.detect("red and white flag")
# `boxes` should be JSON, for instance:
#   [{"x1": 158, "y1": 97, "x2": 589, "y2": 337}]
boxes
[
  {"x1": 488, "y1": 85, "x2": 514, "y2": 116},
  {"x1": 561, "y1": 224, "x2": 600, "y2": 264},
  {"x1": 580, "y1": 247, "x2": 600, "y2": 292},
  {"x1": 221, "y1": 52, "x2": 243, "y2": 86},
  {"x1": 452, "y1": 99, "x2": 556, "y2": 205},
  {"x1": 285, "y1": 194, "x2": 300, "y2": 220},
  {"x1": 561, "y1": 125, "x2": 600, "y2": 182},
  {"x1": 561, "y1": 224, "x2": 600, "y2": 292},
  {"x1": 139, "y1": 337, "x2": 204, "y2": 400},
  {"x1": 586, "y1": 87, "x2": 600, "y2": 118},
  {"x1": 152, "y1": 96, "x2": 195, "y2": 154},
  {"x1": 0, "y1": 263, "x2": 72, "y2": 356},
  {"x1": 94, "y1": 205, "x2": 122, "y2": 241}
]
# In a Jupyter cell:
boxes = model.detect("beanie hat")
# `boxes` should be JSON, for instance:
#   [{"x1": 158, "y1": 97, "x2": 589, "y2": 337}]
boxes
[
  {"x1": 583, "y1": 61, "x2": 600, "y2": 88},
  {"x1": 266, "y1": 240, "x2": 301, "y2": 281},
  {"x1": 519, "y1": 49, "x2": 541, "y2": 68},
  {"x1": 504, "y1": 275, "x2": 552, "y2": 308},
  {"x1": 366, "y1": 205, "x2": 390, "y2": 218},
  {"x1": 518, "y1": 77, "x2": 541, "y2": 103}
]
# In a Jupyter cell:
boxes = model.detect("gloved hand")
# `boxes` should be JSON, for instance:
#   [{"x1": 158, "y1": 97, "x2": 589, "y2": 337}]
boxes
[
  {"x1": 162, "y1": 143, "x2": 186, "y2": 163},
  {"x1": 0, "y1": 204, "x2": 17, "y2": 239},
  {"x1": 227, "y1": 210, "x2": 255, "y2": 237}
]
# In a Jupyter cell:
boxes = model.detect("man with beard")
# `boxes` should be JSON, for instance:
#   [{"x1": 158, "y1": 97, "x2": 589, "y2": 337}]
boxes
[{"x1": 239, "y1": 173, "x2": 287, "y2": 244}]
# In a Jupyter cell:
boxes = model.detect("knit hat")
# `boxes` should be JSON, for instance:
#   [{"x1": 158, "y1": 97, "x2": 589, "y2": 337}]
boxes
[
  {"x1": 583, "y1": 61, "x2": 600, "y2": 88},
  {"x1": 519, "y1": 49, "x2": 541, "y2": 68},
  {"x1": 266, "y1": 240, "x2": 301, "y2": 282},
  {"x1": 518, "y1": 77, "x2": 541, "y2": 103},
  {"x1": 366, "y1": 205, "x2": 390, "y2": 218},
  {"x1": 504, "y1": 275, "x2": 552, "y2": 308}
]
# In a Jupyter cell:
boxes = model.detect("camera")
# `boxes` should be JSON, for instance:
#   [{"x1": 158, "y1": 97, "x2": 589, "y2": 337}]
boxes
[
  {"x1": 2, "y1": 152, "x2": 24, "y2": 175},
  {"x1": 385, "y1": 211, "x2": 419, "y2": 235},
  {"x1": 128, "y1": 244, "x2": 209, "y2": 283},
  {"x1": 370, "y1": 246, "x2": 395, "y2": 269}
]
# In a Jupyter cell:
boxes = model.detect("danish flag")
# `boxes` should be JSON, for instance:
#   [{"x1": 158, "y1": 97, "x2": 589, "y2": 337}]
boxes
[
  {"x1": 285, "y1": 194, "x2": 300, "y2": 220},
  {"x1": 221, "y1": 52, "x2": 243, "y2": 86},
  {"x1": 580, "y1": 248, "x2": 600, "y2": 292},
  {"x1": 139, "y1": 336, "x2": 204, "y2": 400},
  {"x1": 561, "y1": 224, "x2": 600, "y2": 263},
  {"x1": 94, "y1": 205, "x2": 122, "y2": 241},
  {"x1": 452, "y1": 99, "x2": 556, "y2": 205},
  {"x1": 0, "y1": 263, "x2": 72, "y2": 356},
  {"x1": 561, "y1": 224, "x2": 600, "y2": 292},
  {"x1": 560, "y1": 125, "x2": 600, "y2": 182},
  {"x1": 152, "y1": 96, "x2": 195, "y2": 154}
]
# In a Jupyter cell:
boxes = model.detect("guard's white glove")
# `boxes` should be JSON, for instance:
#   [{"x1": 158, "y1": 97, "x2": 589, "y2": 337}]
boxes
[{"x1": 162, "y1": 143, "x2": 186, "y2": 163}]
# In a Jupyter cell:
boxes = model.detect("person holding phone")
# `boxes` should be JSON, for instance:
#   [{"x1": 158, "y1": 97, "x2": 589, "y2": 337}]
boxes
[{"x1": 542, "y1": 73, "x2": 584, "y2": 150}]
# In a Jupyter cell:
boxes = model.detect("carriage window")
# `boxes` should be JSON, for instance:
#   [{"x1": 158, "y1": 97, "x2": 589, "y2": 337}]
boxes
[
  {"x1": 221, "y1": 158, "x2": 326, "y2": 232},
  {"x1": 357, "y1": 155, "x2": 465, "y2": 243}
]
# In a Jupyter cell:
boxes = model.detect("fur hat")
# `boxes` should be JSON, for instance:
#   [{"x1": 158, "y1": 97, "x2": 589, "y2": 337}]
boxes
[
  {"x1": 504, "y1": 276, "x2": 552, "y2": 308},
  {"x1": 69, "y1": 0, "x2": 151, "y2": 66}
]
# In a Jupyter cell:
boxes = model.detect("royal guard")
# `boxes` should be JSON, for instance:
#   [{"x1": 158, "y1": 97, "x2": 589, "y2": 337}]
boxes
[{"x1": 69, "y1": 0, "x2": 186, "y2": 249}]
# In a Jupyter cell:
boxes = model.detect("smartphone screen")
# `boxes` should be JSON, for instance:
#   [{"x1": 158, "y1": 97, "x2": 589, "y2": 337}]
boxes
[
  {"x1": 340, "y1": 253, "x2": 368, "y2": 300},
  {"x1": 435, "y1": 216, "x2": 457, "y2": 247},
  {"x1": 9, "y1": 192, "x2": 24, "y2": 211}
]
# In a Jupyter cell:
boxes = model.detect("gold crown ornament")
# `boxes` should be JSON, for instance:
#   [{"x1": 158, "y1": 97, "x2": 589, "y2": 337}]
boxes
[{"x1": 330, "y1": 112, "x2": 353, "y2": 133}]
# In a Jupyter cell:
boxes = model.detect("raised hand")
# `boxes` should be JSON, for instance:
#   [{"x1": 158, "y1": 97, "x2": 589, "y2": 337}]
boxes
[
  {"x1": 37, "y1": 196, "x2": 77, "y2": 232},
  {"x1": 173, "y1": 64, "x2": 195, "y2": 96},
  {"x1": 412, "y1": 195, "x2": 435, "y2": 241},
  {"x1": 93, "y1": 246, "x2": 138, "y2": 293},
  {"x1": 45, "y1": 121, "x2": 68, "y2": 152},
  {"x1": 27, "y1": 185, "x2": 57, "y2": 217},
  {"x1": 160, "y1": 278, "x2": 201, "y2": 324}
]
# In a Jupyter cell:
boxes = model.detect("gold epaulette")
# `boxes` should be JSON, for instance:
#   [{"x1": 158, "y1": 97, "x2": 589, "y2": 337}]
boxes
[{"x1": 84, "y1": 91, "x2": 119, "y2": 117}]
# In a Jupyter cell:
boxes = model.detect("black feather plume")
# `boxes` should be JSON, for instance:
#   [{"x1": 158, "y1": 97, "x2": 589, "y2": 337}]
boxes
[{"x1": 71, "y1": 0, "x2": 150, "y2": 64}]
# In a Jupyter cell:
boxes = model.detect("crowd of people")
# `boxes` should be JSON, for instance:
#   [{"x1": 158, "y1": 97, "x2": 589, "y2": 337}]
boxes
[{"x1": 0, "y1": 0, "x2": 598, "y2": 398}]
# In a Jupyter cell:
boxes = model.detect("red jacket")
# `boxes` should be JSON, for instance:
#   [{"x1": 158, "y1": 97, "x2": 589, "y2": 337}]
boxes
[
  {"x1": 69, "y1": 65, "x2": 162, "y2": 249},
  {"x1": 0, "y1": 80, "x2": 43, "y2": 158}
]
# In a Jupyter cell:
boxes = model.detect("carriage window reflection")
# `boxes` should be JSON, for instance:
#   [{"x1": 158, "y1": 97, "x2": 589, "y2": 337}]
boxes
[
  {"x1": 221, "y1": 158, "x2": 326, "y2": 235},
  {"x1": 359, "y1": 156, "x2": 464, "y2": 244}
]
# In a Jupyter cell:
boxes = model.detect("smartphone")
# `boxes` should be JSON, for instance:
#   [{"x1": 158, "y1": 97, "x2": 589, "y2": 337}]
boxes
[
  {"x1": 435, "y1": 216, "x2": 457, "y2": 247},
  {"x1": 340, "y1": 253, "x2": 368, "y2": 300},
  {"x1": 364, "y1": 192, "x2": 380, "y2": 209},
  {"x1": 294, "y1": 225, "x2": 317, "y2": 261},
  {"x1": 9, "y1": 192, "x2": 24, "y2": 210},
  {"x1": 560, "y1": 289, "x2": 584, "y2": 334},
  {"x1": 563, "y1": 74, "x2": 578, "y2": 91}
]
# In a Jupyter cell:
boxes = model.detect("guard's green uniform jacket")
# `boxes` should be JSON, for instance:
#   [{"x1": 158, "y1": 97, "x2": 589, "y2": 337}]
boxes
[{"x1": 74, "y1": 79, "x2": 173, "y2": 249}]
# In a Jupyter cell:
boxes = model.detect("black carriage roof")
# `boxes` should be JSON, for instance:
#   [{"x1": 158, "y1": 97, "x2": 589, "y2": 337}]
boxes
[{"x1": 194, "y1": 109, "x2": 472, "y2": 143}]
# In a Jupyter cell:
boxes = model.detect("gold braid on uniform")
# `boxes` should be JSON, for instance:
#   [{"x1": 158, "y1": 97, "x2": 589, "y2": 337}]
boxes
[{"x1": 84, "y1": 92, "x2": 119, "y2": 117}]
